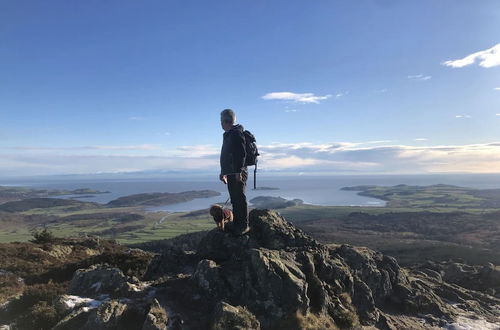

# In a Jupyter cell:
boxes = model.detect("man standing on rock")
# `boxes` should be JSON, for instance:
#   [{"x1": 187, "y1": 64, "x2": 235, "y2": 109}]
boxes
[{"x1": 219, "y1": 109, "x2": 250, "y2": 235}]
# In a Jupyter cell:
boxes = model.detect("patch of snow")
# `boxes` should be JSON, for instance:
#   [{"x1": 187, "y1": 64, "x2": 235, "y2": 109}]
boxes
[
  {"x1": 128, "y1": 283, "x2": 141, "y2": 292},
  {"x1": 63, "y1": 295, "x2": 104, "y2": 310},
  {"x1": 445, "y1": 316, "x2": 500, "y2": 330}
]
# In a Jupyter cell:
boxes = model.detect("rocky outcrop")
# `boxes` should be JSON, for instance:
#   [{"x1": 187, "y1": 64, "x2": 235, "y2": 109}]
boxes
[
  {"x1": 188, "y1": 209, "x2": 500, "y2": 329},
  {"x1": 414, "y1": 260, "x2": 500, "y2": 298},
  {"x1": 2, "y1": 209, "x2": 500, "y2": 330}
]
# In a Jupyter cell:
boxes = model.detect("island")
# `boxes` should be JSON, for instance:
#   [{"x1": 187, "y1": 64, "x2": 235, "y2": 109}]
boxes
[
  {"x1": 106, "y1": 190, "x2": 221, "y2": 207},
  {"x1": 0, "y1": 185, "x2": 109, "y2": 204},
  {"x1": 249, "y1": 196, "x2": 303, "y2": 209},
  {"x1": 341, "y1": 184, "x2": 500, "y2": 208}
]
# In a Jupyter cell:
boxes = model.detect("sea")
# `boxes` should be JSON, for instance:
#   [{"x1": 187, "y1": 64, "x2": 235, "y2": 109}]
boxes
[{"x1": 2, "y1": 173, "x2": 500, "y2": 212}]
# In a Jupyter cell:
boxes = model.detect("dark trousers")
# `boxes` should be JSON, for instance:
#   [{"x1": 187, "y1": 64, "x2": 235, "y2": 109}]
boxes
[{"x1": 227, "y1": 169, "x2": 248, "y2": 229}]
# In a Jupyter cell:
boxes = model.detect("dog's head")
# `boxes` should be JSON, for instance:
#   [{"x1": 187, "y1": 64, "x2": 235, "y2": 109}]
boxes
[{"x1": 209, "y1": 204, "x2": 224, "y2": 224}]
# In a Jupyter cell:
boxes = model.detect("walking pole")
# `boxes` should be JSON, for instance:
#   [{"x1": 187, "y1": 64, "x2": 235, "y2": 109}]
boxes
[{"x1": 254, "y1": 162, "x2": 257, "y2": 190}]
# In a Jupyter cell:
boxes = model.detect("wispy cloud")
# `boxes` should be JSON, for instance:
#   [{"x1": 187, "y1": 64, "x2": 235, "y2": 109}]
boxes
[
  {"x1": 442, "y1": 43, "x2": 500, "y2": 68},
  {"x1": 496, "y1": 113, "x2": 500, "y2": 116},
  {"x1": 335, "y1": 91, "x2": 348, "y2": 99},
  {"x1": 375, "y1": 88, "x2": 388, "y2": 94},
  {"x1": 6, "y1": 144, "x2": 161, "y2": 151},
  {"x1": 262, "y1": 92, "x2": 331, "y2": 104},
  {"x1": 128, "y1": 116, "x2": 146, "y2": 121},
  {"x1": 407, "y1": 74, "x2": 432, "y2": 81},
  {"x1": 455, "y1": 115, "x2": 472, "y2": 119},
  {"x1": 494, "y1": 87, "x2": 500, "y2": 91},
  {"x1": 414, "y1": 138, "x2": 428, "y2": 141}
]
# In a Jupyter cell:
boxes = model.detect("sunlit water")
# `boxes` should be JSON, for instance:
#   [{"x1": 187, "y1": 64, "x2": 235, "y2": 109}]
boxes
[{"x1": 3, "y1": 174, "x2": 500, "y2": 212}]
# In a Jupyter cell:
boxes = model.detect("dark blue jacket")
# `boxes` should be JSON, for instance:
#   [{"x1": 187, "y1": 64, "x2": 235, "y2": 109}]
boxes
[{"x1": 220, "y1": 124, "x2": 246, "y2": 175}]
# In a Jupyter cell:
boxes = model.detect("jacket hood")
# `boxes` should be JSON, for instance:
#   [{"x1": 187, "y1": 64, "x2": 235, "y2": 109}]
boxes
[{"x1": 231, "y1": 124, "x2": 244, "y2": 132}]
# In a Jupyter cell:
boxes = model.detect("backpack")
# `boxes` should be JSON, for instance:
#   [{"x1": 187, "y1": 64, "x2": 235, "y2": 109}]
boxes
[
  {"x1": 243, "y1": 130, "x2": 260, "y2": 189},
  {"x1": 243, "y1": 130, "x2": 259, "y2": 166}
]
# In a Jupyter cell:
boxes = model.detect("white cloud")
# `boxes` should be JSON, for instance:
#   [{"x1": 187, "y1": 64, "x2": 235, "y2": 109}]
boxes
[
  {"x1": 128, "y1": 116, "x2": 146, "y2": 121},
  {"x1": 496, "y1": 113, "x2": 500, "y2": 116},
  {"x1": 4, "y1": 141, "x2": 500, "y2": 176},
  {"x1": 414, "y1": 138, "x2": 428, "y2": 141},
  {"x1": 262, "y1": 92, "x2": 331, "y2": 104},
  {"x1": 442, "y1": 43, "x2": 500, "y2": 68},
  {"x1": 171, "y1": 145, "x2": 219, "y2": 158},
  {"x1": 284, "y1": 109, "x2": 299, "y2": 113},
  {"x1": 408, "y1": 74, "x2": 432, "y2": 81},
  {"x1": 455, "y1": 115, "x2": 472, "y2": 119},
  {"x1": 375, "y1": 88, "x2": 388, "y2": 93},
  {"x1": 494, "y1": 87, "x2": 500, "y2": 91}
]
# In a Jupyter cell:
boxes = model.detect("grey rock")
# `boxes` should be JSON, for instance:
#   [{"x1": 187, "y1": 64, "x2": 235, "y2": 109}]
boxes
[
  {"x1": 84, "y1": 300, "x2": 128, "y2": 328},
  {"x1": 69, "y1": 264, "x2": 128, "y2": 298},
  {"x1": 52, "y1": 306, "x2": 93, "y2": 330},
  {"x1": 193, "y1": 259, "x2": 220, "y2": 293}
]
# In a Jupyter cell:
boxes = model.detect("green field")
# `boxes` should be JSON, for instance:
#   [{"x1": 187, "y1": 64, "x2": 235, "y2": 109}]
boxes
[{"x1": 0, "y1": 204, "x2": 215, "y2": 244}]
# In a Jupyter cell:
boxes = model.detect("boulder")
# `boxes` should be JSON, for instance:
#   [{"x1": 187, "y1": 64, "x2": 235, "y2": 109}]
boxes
[
  {"x1": 193, "y1": 259, "x2": 220, "y2": 293},
  {"x1": 69, "y1": 264, "x2": 128, "y2": 298}
]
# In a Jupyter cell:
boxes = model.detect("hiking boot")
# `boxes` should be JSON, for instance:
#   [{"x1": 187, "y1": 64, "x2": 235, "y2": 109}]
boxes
[
  {"x1": 231, "y1": 225, "x2": 250, "y2": 236},
  {"x1": 240, "y1": 225, "x2": 251, "y2": 235}
]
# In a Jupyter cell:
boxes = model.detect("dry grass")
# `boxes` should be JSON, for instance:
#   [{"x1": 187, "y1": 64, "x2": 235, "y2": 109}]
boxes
[{"x1": 276, "y1": 311, "x2": 339, "y2": 330}]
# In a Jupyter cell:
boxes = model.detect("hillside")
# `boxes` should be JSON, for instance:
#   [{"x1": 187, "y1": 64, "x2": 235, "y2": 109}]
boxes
[{"x1": 0, "y1": 209, "x2": 498, "y2": 329}]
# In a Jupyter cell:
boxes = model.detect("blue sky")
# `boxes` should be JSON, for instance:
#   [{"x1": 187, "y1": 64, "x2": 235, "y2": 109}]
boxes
[{"x1": 1, "y1": 0, "x2": 500, "y2": 177}]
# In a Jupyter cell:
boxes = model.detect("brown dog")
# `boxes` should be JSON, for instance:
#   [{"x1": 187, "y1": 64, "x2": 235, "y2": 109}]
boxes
[{"x1": 209, "y1": 204, "x2": 234, "y2": 231}]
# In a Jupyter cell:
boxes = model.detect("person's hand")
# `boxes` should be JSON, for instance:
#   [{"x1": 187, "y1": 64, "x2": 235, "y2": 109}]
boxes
[{"x1": 219, "y1": 174, "x2": 227, "y2": 184}]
